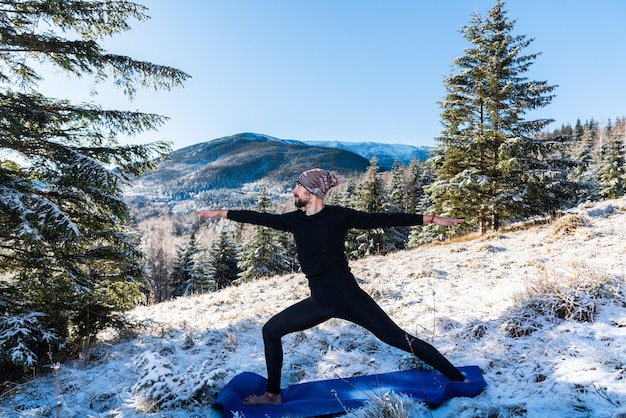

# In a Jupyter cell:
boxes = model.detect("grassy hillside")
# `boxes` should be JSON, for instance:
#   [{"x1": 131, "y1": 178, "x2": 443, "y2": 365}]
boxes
[{"x1": 2, "y1": 198, "x2": 625, "y2": 417}]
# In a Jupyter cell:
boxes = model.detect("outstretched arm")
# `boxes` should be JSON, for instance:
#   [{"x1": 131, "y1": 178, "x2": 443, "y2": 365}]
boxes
[
  {"x1": 196, "y1": 209, "x2": 228, "y2": 218},
  {"x1": 424, "y1": 215, "x2": 464, "y2": 227},
  {"x1": 197, "y1": 209, "x2": 292, "y2": 232}
]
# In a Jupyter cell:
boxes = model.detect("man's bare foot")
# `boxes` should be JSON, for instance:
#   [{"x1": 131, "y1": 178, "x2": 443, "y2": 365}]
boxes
[{"x1": 243, "y1": 391, "x2": 282, "y2": 405}]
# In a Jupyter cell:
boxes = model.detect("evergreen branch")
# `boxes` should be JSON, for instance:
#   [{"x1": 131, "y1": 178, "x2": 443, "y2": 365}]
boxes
[
  {"x1": 0, "y1": 0, "x2": 149, "y2": 39},
  {"x1": 0, "y1": 91, "x2": 171, "y2": 145},
  {"x1": 1, "y1": 9, "x2": 190, "y2": 95},
  {"x1": 101, "y1": 54, "x2": 190, "y2": 99}
]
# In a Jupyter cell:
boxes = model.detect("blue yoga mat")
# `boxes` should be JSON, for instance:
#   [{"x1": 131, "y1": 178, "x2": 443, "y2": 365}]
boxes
[{"x1": 213, "y1": 366, "x2": 487, "y2": 418}]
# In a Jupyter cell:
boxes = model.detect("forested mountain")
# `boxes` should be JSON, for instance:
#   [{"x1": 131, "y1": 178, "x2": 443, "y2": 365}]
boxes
[{"x1": 125, "y1": 132, "x2": 430, "y2": 213}]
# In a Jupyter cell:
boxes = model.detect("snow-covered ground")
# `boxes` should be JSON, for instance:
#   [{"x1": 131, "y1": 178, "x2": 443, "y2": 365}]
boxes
[{"x1": 2, "y1": 198, "x2": 625, "y2": 417}]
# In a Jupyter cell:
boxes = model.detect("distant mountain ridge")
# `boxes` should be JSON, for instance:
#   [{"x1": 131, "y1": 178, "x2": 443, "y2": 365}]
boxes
[
  {"x1": 304, "y1": 140, "x2": 432, "y2": 169},
  {"x1": 125, "y1": 133, "x2": 433, "y2": 214},
  {"x1": 175, "y1": 132, "x2": 432, "y2": 168}
]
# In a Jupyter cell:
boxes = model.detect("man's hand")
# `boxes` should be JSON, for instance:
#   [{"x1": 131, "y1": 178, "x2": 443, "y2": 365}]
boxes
[
  {"x1": 196, "y1": 210, "x2": 227, "y2": 218},
  {"x1": 433, "y1": 216, "x2": 464, "y2": 227}
]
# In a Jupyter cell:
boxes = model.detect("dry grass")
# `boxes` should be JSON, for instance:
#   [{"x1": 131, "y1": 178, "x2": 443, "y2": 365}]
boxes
[
  {"x1": 503, "y1": 263, "x2": 623, "y2": 338},
  {"x1": 551, "y1": 213, "x2": 591, "y2": 236}
]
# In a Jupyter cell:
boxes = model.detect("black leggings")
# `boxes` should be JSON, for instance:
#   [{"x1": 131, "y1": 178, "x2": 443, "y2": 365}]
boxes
[{"x1": 261, "y1": 279, "x2": 465, "y2": 394}]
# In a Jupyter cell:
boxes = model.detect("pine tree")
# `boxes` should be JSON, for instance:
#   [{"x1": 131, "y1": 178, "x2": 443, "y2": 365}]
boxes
[
  {"x1": 207, "y1": 228, "x2": 239, "y2": 290},
  {"x1": 328, "y1": 176, "x2": 362, "y2": 258},
  {"x1": 389, "y1": 159, "x2": 406, "y2": 212},
  {"x1": 569, "y1": 120, "x2": 599, "y2": 201},
  {"x1": 170, "y1": 233, "x2": 198, "y2": 298},
  {"x1": 388, "y1": 158, "x2": 412, "y2": 244},
  {"x1": 597, "y1": 121, "x2": 626, "y2": 199},
  {"x1": 237, "y1": 187, "x2": 292, "y2": 282},
  {"x1": 407, "y1": 158, "x2": 436, "y2": 247},
  {"x1": 347, "y1": 157, "x2": 406, "y2": 259},
  {"x1": 276, "y1": 226, "x2": 300, "y2": 273},
  {"x1": 0, "y1": 1, "x2": 189, "y2": 372},
  {"x1": 174, "y1": 231, "x2": 238, "y2": 296},
  {"x1": 356, "y1": 157, "x2": 386, "y2": 211},
  {"x1": 347, "y1": 157, "x2": 384, "y2": 259},
  {"x1": 573, "y1": 119, "x2": 585, "y2": 146},
  {"x1": 405, "y1": 157, "x2": 425, "y2": 214},
  {"x1": 186, "y1": 247, "x2": 214, "y2": 294},
  {"x1": 431, "y1": 0, "x2": 569, "y2": 234}
]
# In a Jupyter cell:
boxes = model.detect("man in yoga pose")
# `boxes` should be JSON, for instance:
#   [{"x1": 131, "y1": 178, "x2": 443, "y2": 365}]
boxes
[{"x1": 197, "y1": 168, "x2": 468, "y2": 406}]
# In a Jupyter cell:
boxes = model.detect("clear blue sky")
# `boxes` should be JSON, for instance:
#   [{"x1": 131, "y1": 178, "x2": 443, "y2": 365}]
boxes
[{"x1": 40, "y1": 0, "x2": 626, "y2": 150}]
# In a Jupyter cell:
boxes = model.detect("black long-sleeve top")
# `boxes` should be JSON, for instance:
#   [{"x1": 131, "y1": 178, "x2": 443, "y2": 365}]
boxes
[{"x1": 227, "y1": 206, "x2": 424, "y2": 286}]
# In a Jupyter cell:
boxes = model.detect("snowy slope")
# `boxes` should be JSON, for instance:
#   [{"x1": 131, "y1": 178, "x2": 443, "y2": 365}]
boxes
[{"x1": 1, "y1": 198, "x2": 625, "y2": 417}]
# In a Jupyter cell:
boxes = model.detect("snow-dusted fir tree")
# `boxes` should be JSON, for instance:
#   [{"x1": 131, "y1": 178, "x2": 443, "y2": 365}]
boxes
[
  {"x1": 597, "y1": 121, "x2": 626, "y2": 199},
  {"x1": 186, "y1": 247, "x2": 214, "y2": 294},
  {"x1": 327, "y1": 176, "x2": 362, "y2": 259},
  {"x1": 0, "y1": 1, "x2": 188, "y2": 373},
  {"x1": 207, "y1": 228, "x2": 239, "y2": 290},
  {"x1": 430, "y1": 0, "x2": 573, "y2": 234},
  {"x1": 275, "y1": 225, "x2": 300, "y2": 273},
  {"x1": 237, "y1": 187, "x2": 293, "y2": 282},
  {"x1": 327, "y1": 175, "x2": 358, "y2": 208},
  {"x1": 407, "y1": 157, "x2": 439, "y2": 247},
  {"x1": 569, "y1": 120, "x2": 600, "y2": 201},
  {"x1": 389, "y1": 159, "x2": 406, "y2": 212},
  {"x1": 170, "y1": 234, "x2": 199, "y2": 298},
  {"x1": 388, "y1": 159, "x2": 412, "y2": 244},
  {"x1": 405, "y1": 157, "x2": 428, "y2": 215},
  {"x1": 346, "y1": 157, "x2": 407, "y2": 259},
  {"x1": 172, "y1": 230, "x2": 238, "y2": 295}
]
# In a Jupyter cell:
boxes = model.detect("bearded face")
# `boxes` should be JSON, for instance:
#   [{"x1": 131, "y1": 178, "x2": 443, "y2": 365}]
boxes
[{"x1": 293, "y1": 183, "x2": 312, "y2": 208}]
